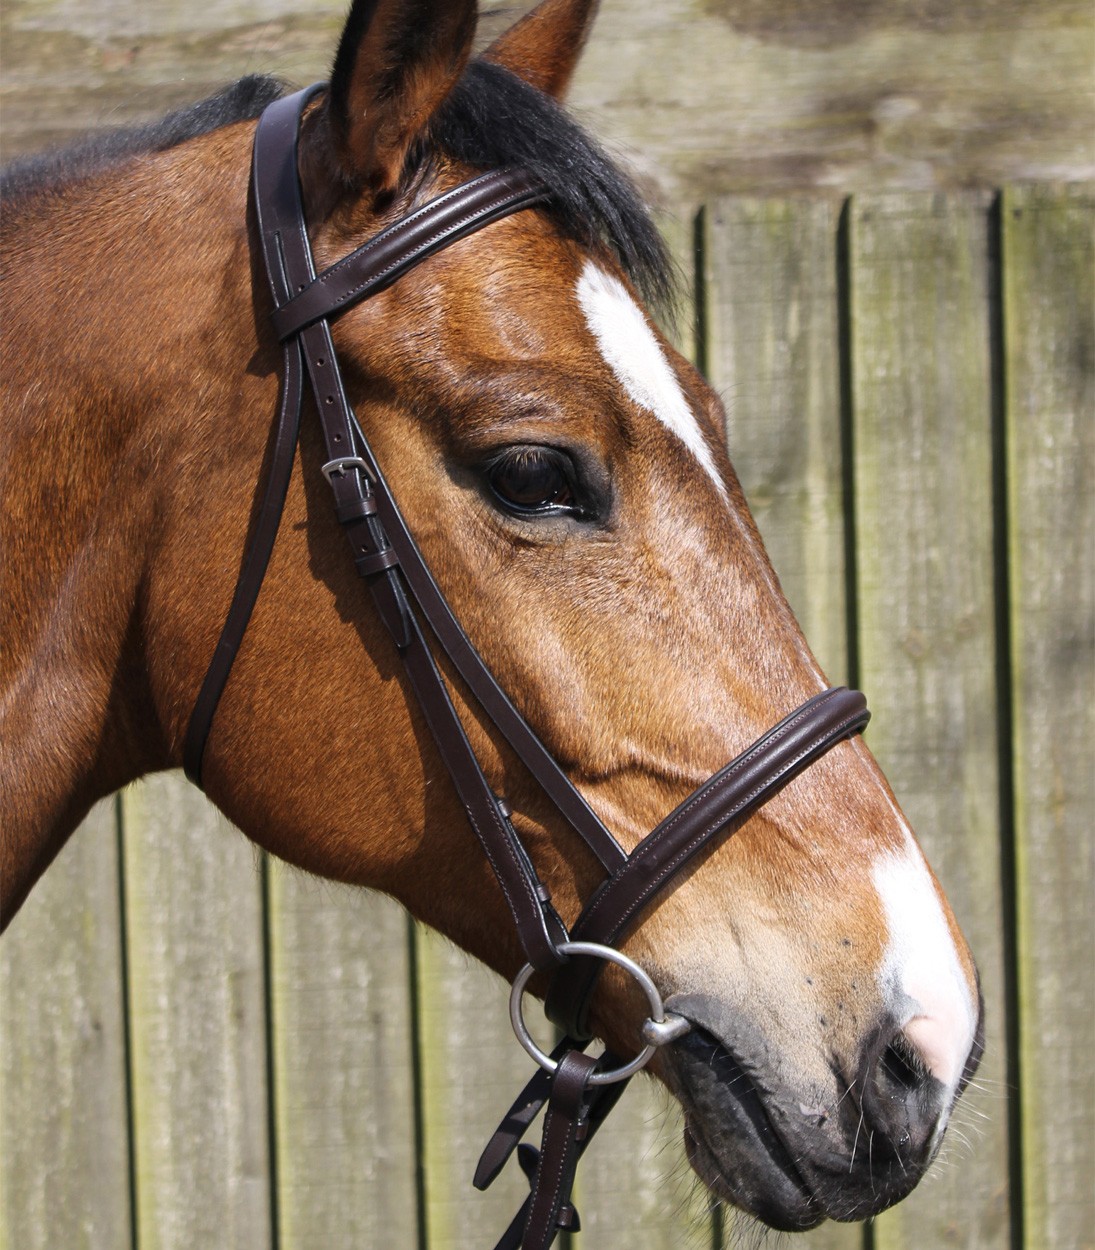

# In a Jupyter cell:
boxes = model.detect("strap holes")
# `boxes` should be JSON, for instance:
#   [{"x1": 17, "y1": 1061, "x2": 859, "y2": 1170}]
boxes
[
  {"x1": 316, "y1": 358, "x2": 326, "y2": 367},
  {"x1": 325, "y1": 396, "x2": 335, "y2": 405}
]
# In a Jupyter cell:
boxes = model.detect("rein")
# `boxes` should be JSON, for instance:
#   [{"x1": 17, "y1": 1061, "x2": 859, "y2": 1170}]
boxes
[{"x1": 184, "y1": 84, "x2": 871, "y2": 1250}]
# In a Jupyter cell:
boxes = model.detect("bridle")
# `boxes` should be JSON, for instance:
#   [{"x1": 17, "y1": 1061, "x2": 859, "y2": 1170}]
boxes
[{"x1": 183, "y1": 84, "x2": 871, "y2": 1250}]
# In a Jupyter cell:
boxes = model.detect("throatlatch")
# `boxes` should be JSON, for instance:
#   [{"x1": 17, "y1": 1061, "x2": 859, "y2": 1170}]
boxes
[{"x1": 185, "y1": 85, "x2": 871, "y2": 1250}]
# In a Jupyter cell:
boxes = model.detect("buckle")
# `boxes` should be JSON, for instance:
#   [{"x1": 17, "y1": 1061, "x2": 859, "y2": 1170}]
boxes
[{"x1": 321, "y1": 456, "x2": 372, "y2": 484}]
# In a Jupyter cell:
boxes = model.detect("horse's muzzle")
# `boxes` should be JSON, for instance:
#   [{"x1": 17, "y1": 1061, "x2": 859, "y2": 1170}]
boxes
[{"x1": 662, "y1": 996, "x2": 985, "y2": 1229}]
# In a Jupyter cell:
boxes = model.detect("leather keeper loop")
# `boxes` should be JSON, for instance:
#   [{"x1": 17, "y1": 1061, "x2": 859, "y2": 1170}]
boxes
[
  {"x1": 355, "y1": 546, "x2": 400, "y2": 577},
  {"x1": 337, "y1": 493, "x2": 378, "y2": 524}
]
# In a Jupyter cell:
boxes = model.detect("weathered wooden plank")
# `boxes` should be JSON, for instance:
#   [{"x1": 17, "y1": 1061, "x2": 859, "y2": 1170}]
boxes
[
  {"x1": 573, "y1": 1082, "x2": 715, "y2": 1250},
  {"x1": 268, "y1": 868, "x2": 420, "y2": 1249},
  {"x1": 0, "y1": 0, "x2": 346, "y2": 158},
  {"x1": 1002, "y1": 183, "x2": 1095, "y2": 1250},
  {"x1": 121, "y1": 774, "x2": 271, "y2": 1250},
  {"x1": 414, "y1": 925, "x2": 533, "y2": 1250},
  {"x1": 850, "y1": 191, "x2": 1010, "y2": 1248},
  {"x1": 703, "y1": 195, "x2": 859, "y2": 1250},
  {"x1": 0, "y1": 800, "x2": 132, "y2": 1250},
  {"x1": 703, "y1": 195, "x2": 850, "y2": 684},
  {"x1": 3, "y1": 0, "x2": 1093, "y2": 199},
  {"x1": 573, "y1": 0, "x2": 1095, "y2": 202}
]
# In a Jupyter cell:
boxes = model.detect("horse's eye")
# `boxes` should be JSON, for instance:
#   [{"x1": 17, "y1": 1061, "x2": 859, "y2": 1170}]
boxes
[{"x1": 487, "y1": 447, "x2": 577, "y2": 515}]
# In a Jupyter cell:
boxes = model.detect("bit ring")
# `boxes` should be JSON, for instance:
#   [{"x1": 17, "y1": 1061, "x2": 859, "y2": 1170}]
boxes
[{"x1": 508, "y1": 941, "x2": 690, "y2": 1086}]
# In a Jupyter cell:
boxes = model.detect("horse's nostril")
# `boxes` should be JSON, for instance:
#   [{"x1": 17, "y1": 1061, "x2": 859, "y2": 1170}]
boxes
[
  {"x1": 859, "y1": 1021, "x2": 945, "y2": 1162},
  {"x1": 880, "y1": 1033, "x2": 928, "y2": 1093}
]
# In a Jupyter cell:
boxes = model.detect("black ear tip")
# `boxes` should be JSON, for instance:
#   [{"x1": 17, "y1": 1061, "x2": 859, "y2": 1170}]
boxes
[
  {"x1": 327, "y1": 0, "x2": 385, "y2": 120},
  {"x1": 321, "y1": 0, "x2": 478, "y2": 188}
]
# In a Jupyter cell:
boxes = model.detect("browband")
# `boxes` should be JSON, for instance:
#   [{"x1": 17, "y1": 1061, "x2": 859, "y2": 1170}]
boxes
[
  {"x1": 184, "y1": 84, "x2": 870, "y2": 1250},
  {"x1": 269, "y1": 167, "x2": 551, "y2": 342}
]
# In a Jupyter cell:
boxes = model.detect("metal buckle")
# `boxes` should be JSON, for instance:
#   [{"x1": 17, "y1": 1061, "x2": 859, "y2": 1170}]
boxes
[
  {"x1": 321, "y1": 456, "x2": 372, "y2": 484},
  {"x1": 508, "y1": 941, "x2": 691, "y2": 1086}
]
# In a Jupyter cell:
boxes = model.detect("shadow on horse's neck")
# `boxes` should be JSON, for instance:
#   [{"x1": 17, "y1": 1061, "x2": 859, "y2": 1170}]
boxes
[{"x1": 0, "y1": 122, "x2": 268, "y2": 919}]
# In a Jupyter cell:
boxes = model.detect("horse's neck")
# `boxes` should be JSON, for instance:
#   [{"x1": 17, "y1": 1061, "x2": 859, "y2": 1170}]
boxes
[{"x1": 0, "y1": 139, "x2": 253, "y2": 922}]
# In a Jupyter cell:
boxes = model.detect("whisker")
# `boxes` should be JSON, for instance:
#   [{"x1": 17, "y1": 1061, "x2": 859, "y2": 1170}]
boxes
[
  {"x1": 828, "y1": 1076, "x2": 859, "y2": 1117},
  {"x1": 849, "y1": 1105, "x2": 865, "y2": 1173}
]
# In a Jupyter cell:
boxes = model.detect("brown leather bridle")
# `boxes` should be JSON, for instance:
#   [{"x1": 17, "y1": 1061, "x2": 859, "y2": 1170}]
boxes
[{"x1": 183, "y1": 85, "x2": 871, "y2": 1250}]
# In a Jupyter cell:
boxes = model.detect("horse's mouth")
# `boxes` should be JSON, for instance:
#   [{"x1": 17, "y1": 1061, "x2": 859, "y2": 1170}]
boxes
[
  {"x1": 663, "y1": 1010, "x2": 951, "y2": 1230},
  {"x1": 667, "y1": 1026, "x2": 825, "y2": 1232}
]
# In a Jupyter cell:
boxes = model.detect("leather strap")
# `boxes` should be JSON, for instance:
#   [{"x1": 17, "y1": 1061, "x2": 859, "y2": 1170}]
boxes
[
  {"x1": 544, "y1": 686, "x2": 870, "y2": 1036},
  {"x1": 519, "y1": 1049, "x2": 596, "y2": 1250},
  {"x1": 270, "y1": 169, "x2": 549, "y2": 342},
  {"x1": 182, "y1": 84, "x2": 327, "y2": 787},
  {"x1": 252, "y1": 87, "x2": 575, "y2": 970},
  {"x1": 184, "y1": 83, "x2": 875, "y2": 1248},
  {"x1": 480, "y1": 1048, "x2": 629, "y2": 1250},
  {"x1": 474, "y1": 1040, "x2": 575, "y2": 1193}
]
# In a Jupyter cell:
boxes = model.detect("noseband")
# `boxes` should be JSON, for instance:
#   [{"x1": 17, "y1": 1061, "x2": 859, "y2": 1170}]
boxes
[{"x1": 184, "y1": 85, "x2": 870, "y2": 1250}]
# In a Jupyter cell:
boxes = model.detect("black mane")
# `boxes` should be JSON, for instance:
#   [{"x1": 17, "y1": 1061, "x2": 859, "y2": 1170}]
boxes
[
  {"x1": 429, "y1": 60, "x2": 674, "y2": 311},
  {"x1": 0, "y1": 76, "x2": 286, "y2": 201},
  {"x1": 2, "y1": 60, "x2": 674, "y2": 310}
]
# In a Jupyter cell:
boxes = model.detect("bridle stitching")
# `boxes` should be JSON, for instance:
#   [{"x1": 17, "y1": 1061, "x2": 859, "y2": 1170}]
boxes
[
  {"x1": 284, "y1": 183, "x2": 544, "y2": 326},
  {"x1": 324, "y1": 188, "x2": 539, "y2": 305},
  {"x1": 598, "y1": 691, "x2": 840, "y2": 877},
  {"x1": 576, "y1": 708, "x2": 870, "y2": 939},
  {"x1": 314, "y1": 172, "x2": 516, "y2": 285},
  {"x1": 466, "y1": 803, "x2": 548, "y2": 951}
]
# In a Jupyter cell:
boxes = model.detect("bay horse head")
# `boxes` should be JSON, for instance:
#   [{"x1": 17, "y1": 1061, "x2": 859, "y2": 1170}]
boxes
[{"x1": 0, "y1": 0, "x2": 983, "y2": 1235}]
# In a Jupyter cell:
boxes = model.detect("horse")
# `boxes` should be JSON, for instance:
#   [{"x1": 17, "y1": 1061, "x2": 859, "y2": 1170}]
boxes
[{"x1": 0, "y1": 0, "x2": 983, "y2": 1239}]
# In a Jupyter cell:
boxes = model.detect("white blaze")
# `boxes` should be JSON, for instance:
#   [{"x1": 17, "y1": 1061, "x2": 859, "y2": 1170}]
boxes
[
  {"x1": 873, "y1": 848, "x2": 978, "y2": 1093},
  {"x1": 576, "y1": 262, "x2": 727, "y2": 498}
]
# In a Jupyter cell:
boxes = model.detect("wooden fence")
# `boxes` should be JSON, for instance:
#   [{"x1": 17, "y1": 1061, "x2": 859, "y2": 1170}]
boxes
[
  {"x1": 2, "y1": 182, "x2": 1091, "y2": 1250},
  {"x1": 2, "y1": 0, "x2": 1093, "y2": 1245}
]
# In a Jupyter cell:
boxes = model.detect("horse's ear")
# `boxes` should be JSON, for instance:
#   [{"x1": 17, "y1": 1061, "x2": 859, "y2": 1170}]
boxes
[
  {"x1": 325, "y1": 0, "x2": 478, "y2": 194},
  {"x1": 483, "y1": 0, "x2": 599, "y2": 99}
]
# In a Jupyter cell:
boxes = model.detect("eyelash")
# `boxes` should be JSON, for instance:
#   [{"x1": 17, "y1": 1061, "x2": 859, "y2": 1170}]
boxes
[{"x1": 485, "y1": 446, "x2": 587, "y2": 518}]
